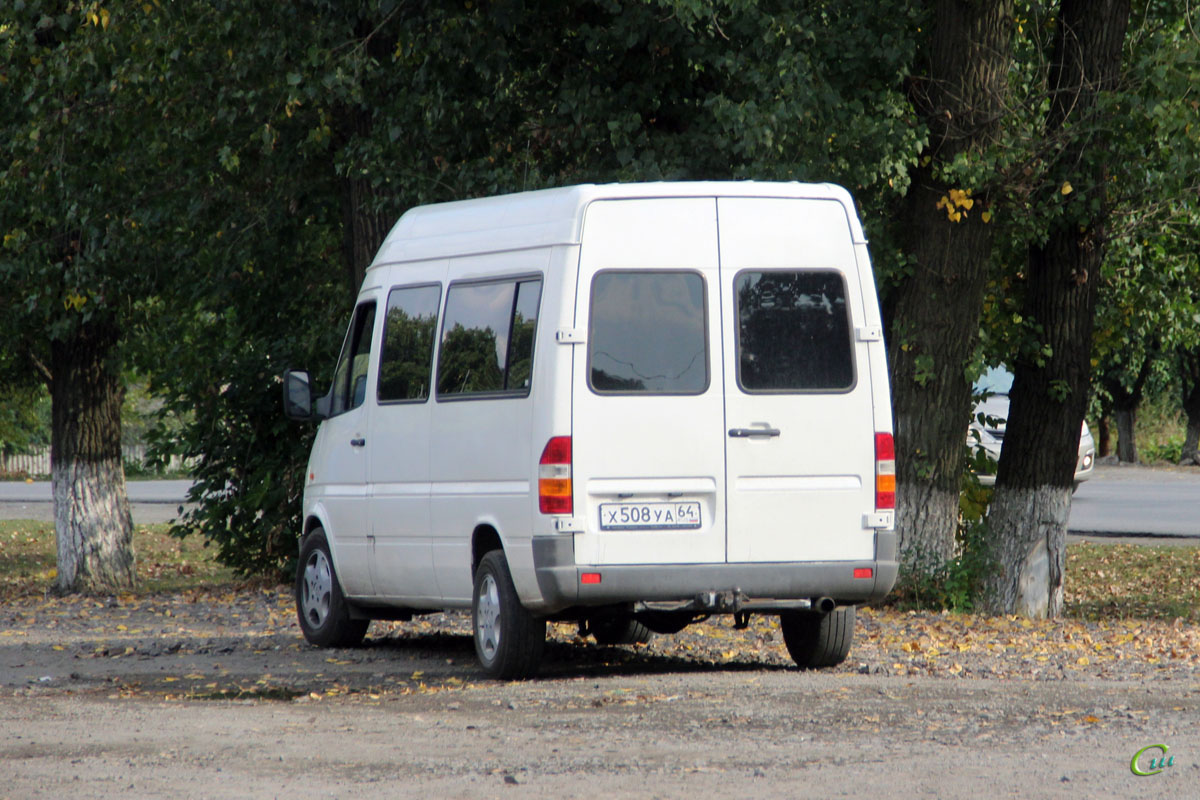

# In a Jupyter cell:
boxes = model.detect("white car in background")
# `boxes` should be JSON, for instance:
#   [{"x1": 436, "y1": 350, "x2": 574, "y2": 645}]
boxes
[{"x1": 970, "y1": 366, "x2": 1096, "y2": 491}]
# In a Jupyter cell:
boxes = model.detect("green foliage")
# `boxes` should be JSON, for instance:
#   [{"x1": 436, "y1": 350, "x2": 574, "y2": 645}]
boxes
[
  {"x1": 4, "y1": 0, "x2": 1196, "y2": 581},
  {"x1": 0, "y1": 384, "x2": 50, "y2": 454},
  {"x1": 0, "y1": 2, "x2": 190, "y2": 345},
  {"x1": 1140, "y1": 438, "x2": 1183, "y2": 464},
  {"x1": 974, "y1": 2, "x2": 1200, "y2": 371},
  {"x1": 129, "y1": 0, "x2": 926, "y2": 576},
  {"x1": 144, "y1": 235, "x2": 346, "y2": 577}
]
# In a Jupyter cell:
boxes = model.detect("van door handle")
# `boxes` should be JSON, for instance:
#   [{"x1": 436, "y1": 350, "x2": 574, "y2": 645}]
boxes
[
  {"x1": 350, "y1": 438, "x2": 366, "y2": 447},
  {"x1": 728, "y1": 427, "x2": 781, "y2": 438}
]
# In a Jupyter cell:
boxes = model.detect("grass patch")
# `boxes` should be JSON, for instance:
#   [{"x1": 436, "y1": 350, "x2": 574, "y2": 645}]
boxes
[
  {"x1": 0, "y1": 519, "x2": 238, "y2": 600},
  {"x1": 1065, "y1": 541, "x2": 1200, "y2": 622}
]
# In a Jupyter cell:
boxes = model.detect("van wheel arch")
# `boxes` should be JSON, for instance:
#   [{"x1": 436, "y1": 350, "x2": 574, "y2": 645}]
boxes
[{"x1": 471, "y1": 525, "x2": 504, "y2": 577}]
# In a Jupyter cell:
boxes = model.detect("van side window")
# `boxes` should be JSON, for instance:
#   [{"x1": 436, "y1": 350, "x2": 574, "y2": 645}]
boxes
[
  {"x1": 507, "y1": 279, "x2": 541, "y2": 390},
  {"x1": 735, "y1": 270, "x2": 854, "y2": 392},
  {"x1": 377, "y1": 284, "x2": 441, "y2": 403},
  {"x1": 330, "y1": 301, "x2": 377, "y2": 415},
  {"x1": 437, "y1": 277, "x2": 542, "y2": 398},
  {"x1": 588, "y1": 271, "x2": 708, "y2": 394}
]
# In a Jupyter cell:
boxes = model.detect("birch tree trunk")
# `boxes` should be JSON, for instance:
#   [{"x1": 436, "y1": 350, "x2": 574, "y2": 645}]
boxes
[
  {"x1": 887, "y1": 0, "x2": 1014, "y2": 571},
  {"x1": 985, "y1": 0, "x2": 1131, "y2": 616},
  {"x1": 51, "y1": 319, "x2": 135, "y2": 594}
]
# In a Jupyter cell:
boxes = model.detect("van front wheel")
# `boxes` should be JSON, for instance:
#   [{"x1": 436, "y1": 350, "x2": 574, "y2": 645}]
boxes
[
  {"x1": 779, "y1": 605, "x2": 855, "y2": 668},
  {"x1": 295, "y1": 528, "x2": 369, "y2": 648},
  {"x1": 472, "y1": 550, "x2": 546, "y2": 680}
]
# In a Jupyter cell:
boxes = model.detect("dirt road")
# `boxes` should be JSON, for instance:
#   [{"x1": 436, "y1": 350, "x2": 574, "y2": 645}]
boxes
[
  {"x1": 5, "y1": 670, "x2": 1197, "y2": 799},
  {"x1": 2, "y1": 588, "x2": 1198, "y2": 798}
]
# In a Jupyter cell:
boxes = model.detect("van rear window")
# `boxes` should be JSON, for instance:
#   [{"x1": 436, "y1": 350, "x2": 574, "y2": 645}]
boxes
[
  {"x1": 736, "y1": 270, "x2": 854, "y2": 392},
  {"x1": 588, "y1": 271, "x2": 708, "y2": 394}
]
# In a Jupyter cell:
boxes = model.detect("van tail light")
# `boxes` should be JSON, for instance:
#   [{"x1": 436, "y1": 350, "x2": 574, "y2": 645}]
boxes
[
  {"x1": 539, "y1": 436, "x2": 573, "y2": 514},
  {"x1": 875, "y1": 432, "x2": 895, "y2": 510}
]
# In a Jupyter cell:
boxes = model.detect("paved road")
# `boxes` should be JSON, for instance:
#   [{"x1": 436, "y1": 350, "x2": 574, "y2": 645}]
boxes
[
  {"x1": 1068, "y1": 465, "x2": 1200, "y2": 539},
  {"x1": 0, "y1": 479, "x2": 192, "y2": 524}
]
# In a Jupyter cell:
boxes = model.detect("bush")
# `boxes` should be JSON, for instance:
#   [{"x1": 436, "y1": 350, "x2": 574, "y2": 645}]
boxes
[{"x1": 1140, "y1": 438, "x2": 1183, "y2": 464}]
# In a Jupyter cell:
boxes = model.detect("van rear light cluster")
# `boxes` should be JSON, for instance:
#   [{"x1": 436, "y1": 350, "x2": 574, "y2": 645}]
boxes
[
  {"x1": 538, "y1": 436, "x2": 573, "y2": 514},
  {"x1": 875, "y1": 432, "x2": 895, "y2": 510}
]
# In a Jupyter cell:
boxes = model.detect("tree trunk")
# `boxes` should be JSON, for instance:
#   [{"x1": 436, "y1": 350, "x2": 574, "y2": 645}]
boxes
[
  {"x1": 340, "y1": 147, "x2": 392, "y2": 298},
  {"x1": 336, "y1": 16, "x2": 398, "y2": 300},
  {"x1": 1097, "y1": 414, "x2": 1112, "y2": 457},
  {"x1": 1114, "y1": 406, "x2": 1137, "y2": 463},
  {"x1": 985, "y1": 0, "x2": 1131, "y2": 617},
  {"x1": 1179, "y1": 351, "x2": 1200, "y2": 465},
  {"x1": 986, "y1": 487, "x2": 1070, "y2": 617},
  {"x1": 887, "y1": 0, "x2": 1014, "y2": 571},
  {"x1": 50, "y1": 319, "x2": 135, "y2": 594},
  {"x1": 1102, "y1": 348, "x2": 1154, "y2": 463},
  {"x1": 1182, "y1": 414, "x2": 1200, "y2": 466}
]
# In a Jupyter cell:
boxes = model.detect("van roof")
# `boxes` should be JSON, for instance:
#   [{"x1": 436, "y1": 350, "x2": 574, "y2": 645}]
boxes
[{"x1": 370, "y1": 181, "x2": 865, "y2": 267}]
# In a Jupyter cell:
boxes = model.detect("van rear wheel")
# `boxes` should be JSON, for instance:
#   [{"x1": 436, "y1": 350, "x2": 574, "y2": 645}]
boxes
[
  {"x1": 295, "y1": 528, "x2": 369, "y2": 648},
  {"x1": 590, "y1": 616, "x2": 653, "y2": 646},
  {"x1": 472, "y1": 550, "x2": 546, "y2": 680},
  {"x1": 779, "y1": 605, "x2": 855, "y2": 668}
]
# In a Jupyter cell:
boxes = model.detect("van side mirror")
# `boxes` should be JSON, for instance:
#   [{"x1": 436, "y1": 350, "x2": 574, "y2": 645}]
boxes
[{"x1": 283, "y1": 370, "x2": 326, "y2": 421}]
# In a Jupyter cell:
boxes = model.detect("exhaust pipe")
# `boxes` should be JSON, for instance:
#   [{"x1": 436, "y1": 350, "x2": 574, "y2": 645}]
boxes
[{"x1": 814, "y1": 597, "x2": 836, "y2": 614}]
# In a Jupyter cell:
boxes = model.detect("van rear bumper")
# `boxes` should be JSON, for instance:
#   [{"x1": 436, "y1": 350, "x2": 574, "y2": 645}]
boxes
[{"x1": 531, "y1": 533, "x2": 898, "y2": 614}]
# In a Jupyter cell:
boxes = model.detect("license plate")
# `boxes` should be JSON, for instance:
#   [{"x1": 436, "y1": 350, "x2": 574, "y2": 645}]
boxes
[{"x1": 599, "y1": 502, "x2": 702, "y2": 531}]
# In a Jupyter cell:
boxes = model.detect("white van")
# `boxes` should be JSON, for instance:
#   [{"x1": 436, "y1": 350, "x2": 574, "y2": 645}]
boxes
[{"x1": 283, "y1": 182, "x2": 896, "y2": 679}]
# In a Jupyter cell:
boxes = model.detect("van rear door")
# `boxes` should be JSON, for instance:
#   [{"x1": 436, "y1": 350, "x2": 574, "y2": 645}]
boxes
[
  {"x1": 571, "y1": 198, "x2": 727, "y2": 566},
  {"x1": 571, "y1": 194, "x2": 877, "y2": 568},
  {"x1": 717, "y1": 197, "x2": 877, "y2": 563}
]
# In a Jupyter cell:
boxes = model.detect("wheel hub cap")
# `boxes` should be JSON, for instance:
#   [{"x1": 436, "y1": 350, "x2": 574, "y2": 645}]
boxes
[
  {"x1": 301, "y1": 550, "x2": 333, "y2": 628},
  {"x1": 476, "y1": 573, "x2": 501, "y2": 661}
]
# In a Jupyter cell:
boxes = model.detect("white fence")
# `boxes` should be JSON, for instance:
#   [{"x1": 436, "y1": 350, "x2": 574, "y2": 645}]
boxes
[{"x1": 0, "y1": 444, "x2": 182, "y2": 477}]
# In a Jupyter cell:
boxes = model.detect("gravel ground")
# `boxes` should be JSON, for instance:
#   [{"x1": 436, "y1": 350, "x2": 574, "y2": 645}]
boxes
[{"x1": 2, "y1": 587, "x2": 1198, "y2": 798}]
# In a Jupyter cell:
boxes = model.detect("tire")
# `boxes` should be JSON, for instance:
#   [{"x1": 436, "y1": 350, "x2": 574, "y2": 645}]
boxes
[
  {"x1": 590, "y1": 616, "x2": 654, "y2": 646},
  {"x1": 295, "y1": 528, "x2": 369, "y2": 648},
  {"x1": 472, "y1": 550, "x2": 546, "y2": 680},
  {"x1": 779, "y1": 605, "x2": 855, "y2": 668}
]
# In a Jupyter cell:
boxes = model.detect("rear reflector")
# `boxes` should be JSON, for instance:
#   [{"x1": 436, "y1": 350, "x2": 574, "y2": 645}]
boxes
[
  {"x1": 875, "y1": 432, "x2": 895, "y2": 510},
  {"x1": 581, "y1": 572, "x2": 601, "y2": 585},
  {"x1": 853, "y1": 567, "x2": 874, "y2": 579},
  {"x1": 539, "y1": 436, "x2": 573, "y2": 514}
]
